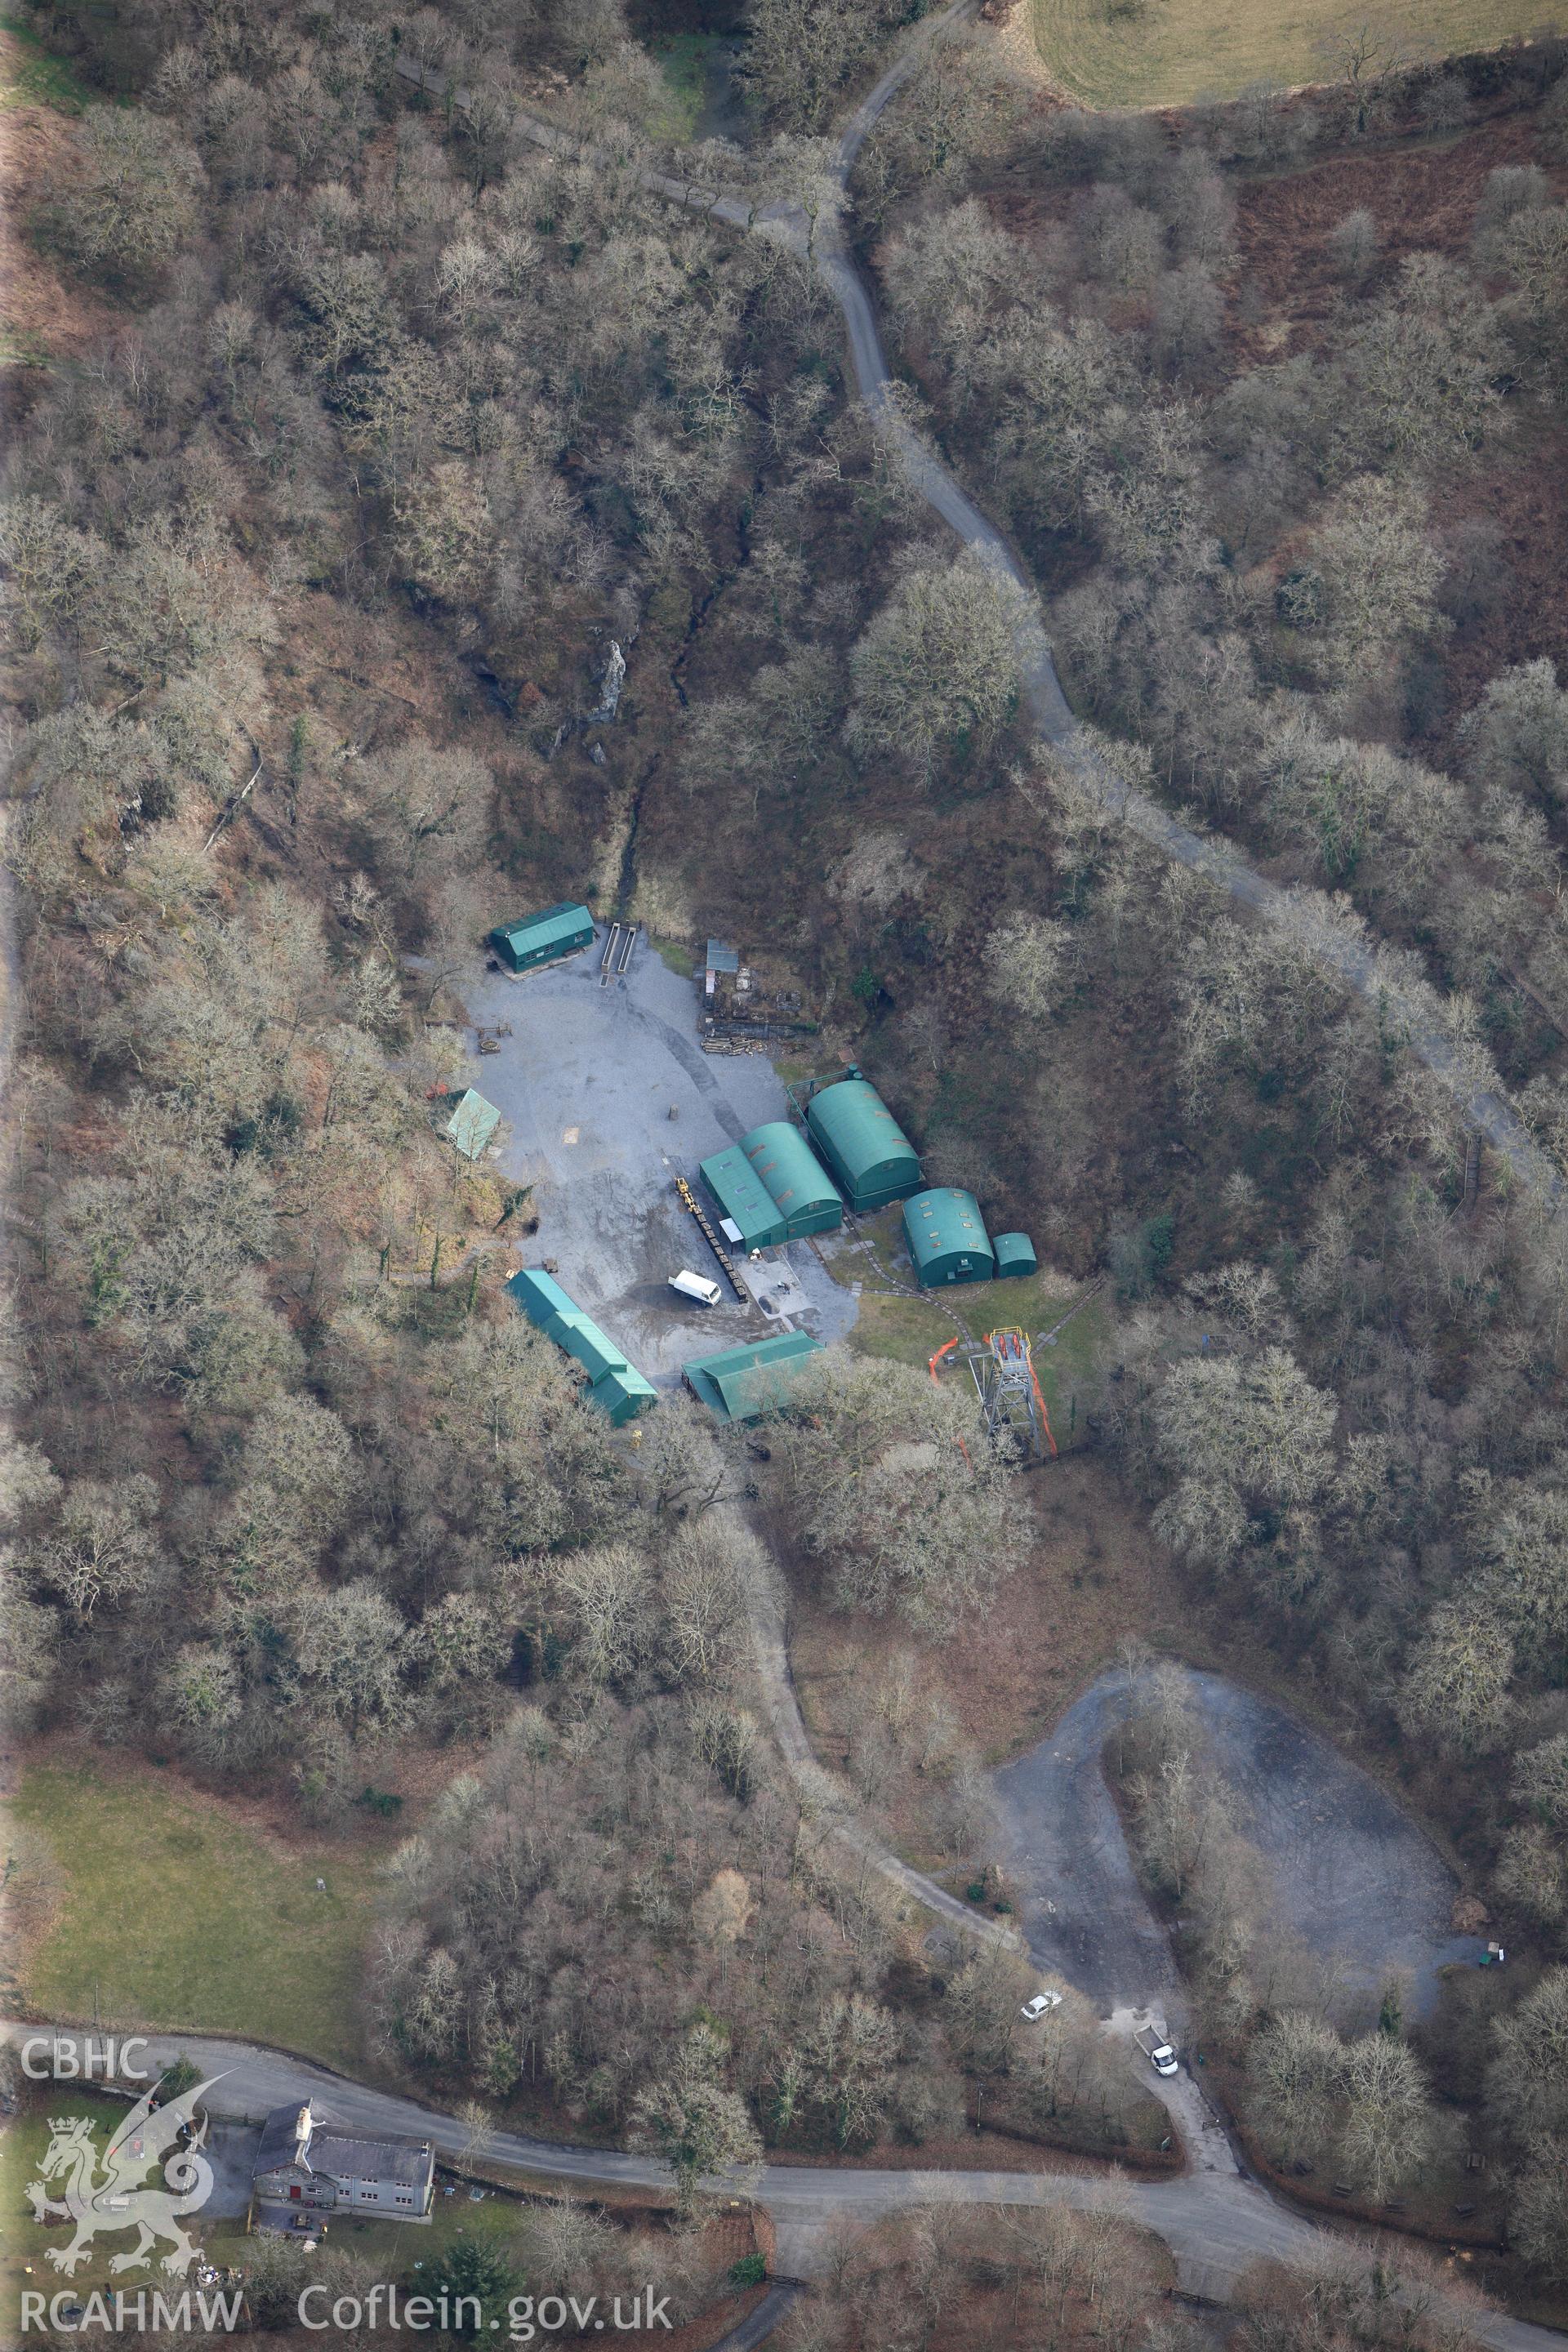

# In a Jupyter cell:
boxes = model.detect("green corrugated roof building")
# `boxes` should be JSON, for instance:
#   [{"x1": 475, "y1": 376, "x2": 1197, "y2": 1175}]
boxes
[
  {"x1": 698, "y1": 1143, "x2": 785, "y2": 1251},
  {"x1": 505, "y1": 1269, "x2": 657, "y2": 1427},
  {"x1": 903, "y1": 1188, "x2": 996, "y2": 1288},
  {"x1": 742, "y1": 1124, "x2": 841, "y2": 1236},
  {"x1": 993, "y1": 1232, "x2": 1037, "y2": 1281},
  {"x1": 683, "y1": 1330, "x2": 825, "y2": 1421},
  {"x1": 490, "y1": 902, "x2": 595, "y2": 973},
  {"x1": 548, "y1": 1311, "x2": 624, "y2": 1386},
  {"x1": 443, "y1": 1088, "x2": 502, "y2": 1159},
  {"x1": 509, "y1": 1267, "x2": 577, "y2": 1326},
  {"x1": 594, "y1": 1364, "x2": 659, "y2": 1424},
  {"x1": 701, "y1": 1122, "x2": 842, "y2": 1251},
  {"x1": 804, "y1": 1077, "x2": 921, "y2": 1213}
]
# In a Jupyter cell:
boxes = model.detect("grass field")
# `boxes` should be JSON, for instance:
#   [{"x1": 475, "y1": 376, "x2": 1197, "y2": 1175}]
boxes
[
  {"x1": 2, "y1": 2091, "x2": 267, "y2": 2310},
  {"x1": 1029, "y1": 0, "x2": 1568, "y2": 108},
  {"x1": 9, "y1": 1763, "x2": 380, "y2": 2070},
  {"x1": 0, "y1": 16, "x2": 88, "y2": 111},
  {"x1": 823, "y1": 1214, "x2": 1115, "y2": 1447},
  {"x1": 648, "y1": 32, "x2": 721, "y2": 139},
  {"x1": 651, "y1": 933, "x2": 697, "y2": 979},
  {"x1": 1029, "y1": 1287, "x2": 1114, "y2": 1449}
]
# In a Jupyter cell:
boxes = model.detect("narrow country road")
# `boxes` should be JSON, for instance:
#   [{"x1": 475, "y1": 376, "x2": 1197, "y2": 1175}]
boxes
[
  {"x1": 5, "y1": 2026, "x2": 1557, "y2": 2350},
  {"x1": 6, "y1": 29, "x2": 1556, "y2": 2352},
  {"x1": 811, "y1": 2, "x2": 1561, "y2": 1201},
  {"x1": 743, "y1": 1539, "x2": 1233, "y2": 2179},
  {"x1": 399, "y1": 5, "x2": 1563, "y2": 1203},
  {"x1": 739, "y1": 1530, "x2": 1022, "y2": 1955}
]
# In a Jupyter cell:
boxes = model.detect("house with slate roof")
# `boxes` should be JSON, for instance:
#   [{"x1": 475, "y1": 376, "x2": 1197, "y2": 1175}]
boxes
[{"x1": 252, "y1": 2102, "x2": 435, "y2": 2225}]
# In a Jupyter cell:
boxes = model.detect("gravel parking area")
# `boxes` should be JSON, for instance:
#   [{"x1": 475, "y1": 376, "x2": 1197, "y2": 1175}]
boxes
[
  {"x1": 458, "y1": 932, "x2": 858, "y2": 1382},
  {"x1": 1188, "y1": 1668, "x2": 1483, "y2": 2013},
  {"x1": 993, "y1": 1666, "x2": 1483, "y2": 2024},
  {"x1": 992, "y1": 1673, "x2": 1183, "y2": 2020}
]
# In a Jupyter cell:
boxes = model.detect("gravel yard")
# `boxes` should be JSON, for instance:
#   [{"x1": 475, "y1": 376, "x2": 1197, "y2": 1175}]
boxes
[{"x1": 458, "y1": 930, "x2": 858, "y2": 1382}]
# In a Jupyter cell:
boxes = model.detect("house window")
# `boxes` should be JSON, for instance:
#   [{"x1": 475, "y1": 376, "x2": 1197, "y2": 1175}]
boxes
[{"x1": 395, "y1": 2194, "x2": 412, "y2": 2206}]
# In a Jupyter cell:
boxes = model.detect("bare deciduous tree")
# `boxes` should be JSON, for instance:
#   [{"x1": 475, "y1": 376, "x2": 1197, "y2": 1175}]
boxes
[{"x1": 846, "y1": 551, "x2": 1023, "y2": 782}]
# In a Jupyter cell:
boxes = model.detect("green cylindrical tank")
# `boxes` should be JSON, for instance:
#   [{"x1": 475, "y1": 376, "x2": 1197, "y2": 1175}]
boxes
[
  {"x1": 805, "y1": 1079, "x2": 921, "y2": 1213},
  {"x1": 741, "y1": 1122, "x2": 843, "y2": 1239},
  {"x1": 903, "y1": 1188, "x2": 996, "y2": 1287}
]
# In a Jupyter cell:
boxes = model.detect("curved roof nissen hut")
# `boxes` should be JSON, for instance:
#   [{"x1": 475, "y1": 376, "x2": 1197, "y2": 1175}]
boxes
[
  {"x1": 741, "y1": 1123, "x2": 842, "y2": 1239},
  {"x1": 993, "y1": 1232, "x2": 1037, "y2": 1281},
  {"x1": 805, "y1": 1079, "x2": 921, "y2": 1213},
  {"x1": 702, "y1": 1123, "x2": 844, "y2": 1250},
  {"x1": 903, "y1": 1188, "x2": 996, "y2": 1288}
]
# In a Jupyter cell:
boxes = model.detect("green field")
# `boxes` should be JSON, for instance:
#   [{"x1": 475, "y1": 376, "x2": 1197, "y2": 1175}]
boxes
[
  {"x1": 9, "y1": 1765, "x2": 380, "y2": 2070},
  {"x1": 845, "y1": 1284, "x2": 964, "y2": 1363},
  {"x1": 1029, "y1": 0, "x2": 1568, "y2": 108},
  {"x1": 1028, "y1": 1286, "x2": 1114, "y2": 1449},
  {"x1": 3, "y1": 2091, "x2": 262, "y2": 2310},
  {"x1": 0, "y1": 14, "x2": 88, "y2": 110},
  {"x1": 651, "y1": 933, "x2": 697, "y2": 979}
]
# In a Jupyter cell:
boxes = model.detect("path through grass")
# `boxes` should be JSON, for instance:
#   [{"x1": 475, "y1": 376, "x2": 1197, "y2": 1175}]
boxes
[
  {"x1": 10, "y1": 1762, "x2": 380, "y2": 2070},
  {"x1": 641, "y1": 31, "x2": 741, "y2": 143}
]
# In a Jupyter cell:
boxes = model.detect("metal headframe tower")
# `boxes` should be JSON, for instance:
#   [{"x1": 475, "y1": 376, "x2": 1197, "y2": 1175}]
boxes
[
  {"x1": 980, "y1": 1328, "x2": 1056, "y2": 1459},
  {"x1": 929, "y1": 1329, "x2": 1058, "y2": 1462}
]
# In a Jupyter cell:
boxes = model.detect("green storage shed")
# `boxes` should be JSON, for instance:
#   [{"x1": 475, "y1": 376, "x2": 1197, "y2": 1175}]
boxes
[
  {"x1": 702, "y1": 1123, "x2": 843, "y2": 1250},
  {"x1": 993, "y1": 1232, "x2": 1038, "y2": 1281},
  {"x1": 683, "y1": 1331, "x2": 825, "y2": 1422},
  {"x1": 443, "y1": 1088, "x2": 502, "y2": 1160},
  {"x1": 903, "y1": 1188, "x2": 996, "y2": 1288},
  {"x1": 549, "y1": 1312, "x2": 625, "y2": 1386},
  {"x1": 505, "y1": 1269, "x2": 657, "y2": 1428},
  {"x1": 490, "y1": 902, "x2": 595, "y2": 973},
  {"x1": 699, "y1": 1143, "x2": 786, "y2": 1252},
  {"x1": 509, "y1": 1267, "x2": 577, "y2": 1327},
  {"x1": 805, "y1": 1078, "x2": 921, "y2": 1213},
  {"x1": 591, "y1": 1362, "x2": 659, "y2": 1427},
  {"x1": 742, "y1": 1122, "x2": 841, "y2": 1238}
]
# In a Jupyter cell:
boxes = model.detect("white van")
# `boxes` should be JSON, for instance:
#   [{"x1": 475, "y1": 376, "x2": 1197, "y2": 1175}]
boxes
[
  {"x1": 1134, "y1": 2023, "x2": 1179, "y2": 2077},
  {"x1": 669, "y1": 1269, "x2": 722, "y2": 1307}
]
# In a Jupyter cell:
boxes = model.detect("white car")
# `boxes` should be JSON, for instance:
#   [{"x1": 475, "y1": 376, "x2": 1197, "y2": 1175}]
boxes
[{"x1": 1020, "y1": 1991, "x2": 1063, "y2": 2021}]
